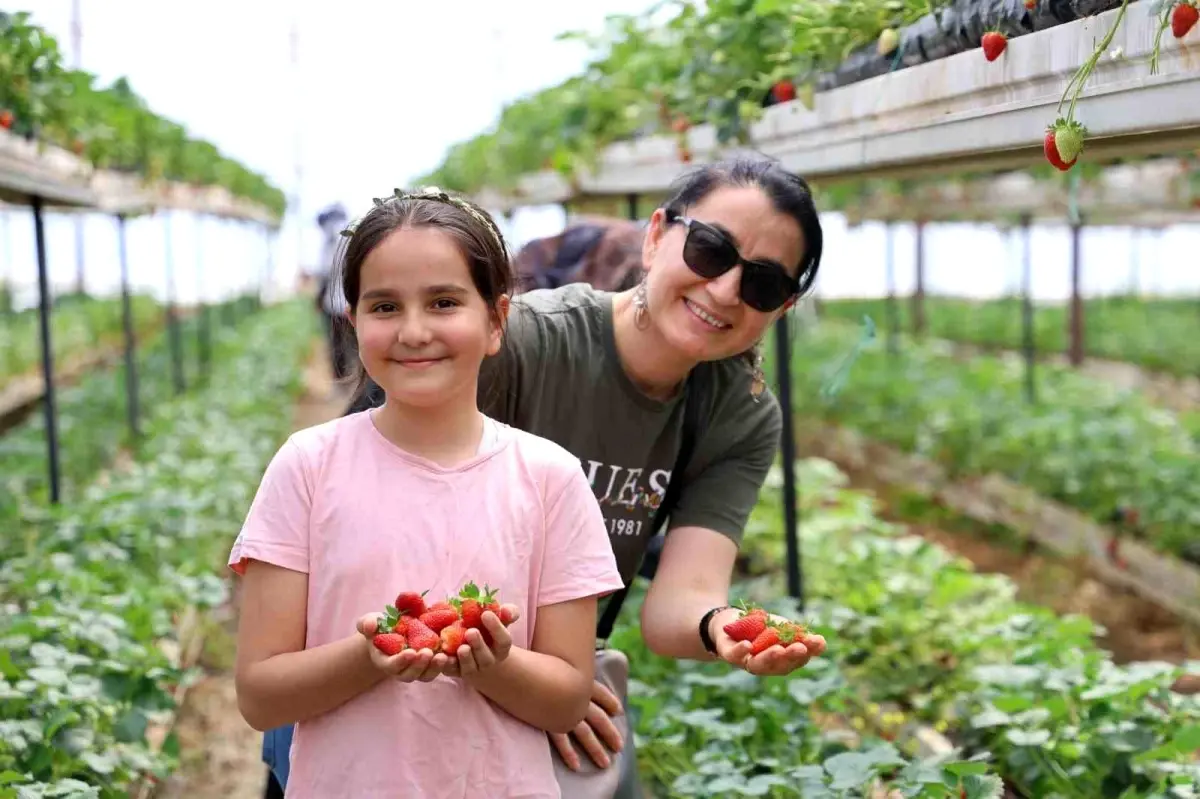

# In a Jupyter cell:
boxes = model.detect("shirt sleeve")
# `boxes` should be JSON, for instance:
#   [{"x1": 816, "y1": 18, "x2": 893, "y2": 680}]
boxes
[
  {"x1": 228, "y1": 437, "x2": 313, "y2": 576},
  {"x1": 667, "y1": 384, "x2": 783, "y2": 545},
  {"x1": 537, "y1": 457, "x2": 626, "y2": 608}
]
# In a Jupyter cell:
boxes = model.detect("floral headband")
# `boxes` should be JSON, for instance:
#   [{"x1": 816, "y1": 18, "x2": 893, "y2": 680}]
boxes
[{"x1": 340, "y1": 186, "x2": 505, "y2": 253}]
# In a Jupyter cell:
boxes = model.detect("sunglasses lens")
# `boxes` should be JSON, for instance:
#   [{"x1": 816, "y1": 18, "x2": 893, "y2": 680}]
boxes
[
  {"x1": 682, "y1": 226, "x2": 737, "y2": 279},
  {"x1": 742, "y1": 264, "x2": 793, "y2": 312}
]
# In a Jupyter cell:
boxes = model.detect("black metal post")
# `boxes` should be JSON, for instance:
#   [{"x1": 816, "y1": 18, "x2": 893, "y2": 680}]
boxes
[
  {"x1": 1068, "y1": 217, "x2": 1084, "y2": 366},
  {"x1": 1020, "y1": 214, "x2": 1036, "y2": 404},
  {"x1": 117, "y1": 214, "x2": 141, "y2": 443},
  {"x1": 774, "y1": 313, "x2": 802, "y2": 606},
  {"x1": 32, "y1": 195, "x2": 61, "y2": 504},
  {"x1": 626, "y1": 193, "x2": 639, "y2": 222},
  {"x1": 913, "y1": 220, "x2": 926, "y2": 337},
  {"x1": 163, "y1": 211, "x2": 185, "y2": 394},
  {"x1": 885, "y1": 221, "x2": 899, "y2": 355},
  {"x1": 196, "y1": 216, "x2": 211, "y2": 381}
]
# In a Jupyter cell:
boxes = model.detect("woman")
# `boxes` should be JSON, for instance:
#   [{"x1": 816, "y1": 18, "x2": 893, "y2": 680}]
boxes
[{"x1": 262, "y1": 157, "x2": 825, "y2": 798}]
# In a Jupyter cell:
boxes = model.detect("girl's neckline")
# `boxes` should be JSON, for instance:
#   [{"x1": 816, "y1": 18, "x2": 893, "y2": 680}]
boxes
[{"x1": 361, "y1": 410, "x2": 511, "y2": 474}]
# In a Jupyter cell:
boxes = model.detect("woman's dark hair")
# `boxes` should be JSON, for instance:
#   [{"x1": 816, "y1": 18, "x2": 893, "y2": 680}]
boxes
[
  {"x1": 333, "y1": 190, "x2": 512, "y2": 396},
  {"x1": 662, "y1": 157, "x2": 823, "y2": 298},
  {"x1": 657, "y1": 157, "x2": 824, "y2": 372}
]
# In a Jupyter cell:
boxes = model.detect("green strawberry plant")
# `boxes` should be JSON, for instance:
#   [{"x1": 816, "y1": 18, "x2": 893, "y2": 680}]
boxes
[
  {"x1": 723, "y1": 458, "x2": 1198, "y2": 796},
  {"x1": 0, "y1": 296, "x2": 258, "y2": 521},
  {"x1": 0, "y1": 11, "x2": 285, "y2": 218},
  {"x1": 0, "y1": 293, "x2": 160, "y2": 385},
  {"x1": 0, "y1": 300, "x2": 315, "y2": 797},
  {"x1": 772, "y1": 321, "x2": 1200, "y2": 559},
  {"x1": 816, "y1": 296, "x2": 1200, "y2": 380}
]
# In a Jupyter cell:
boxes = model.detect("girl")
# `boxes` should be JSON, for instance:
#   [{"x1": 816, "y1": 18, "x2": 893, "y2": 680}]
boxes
[{"x1": 230, "y1": 188, "x2": 625, "y2": 799}]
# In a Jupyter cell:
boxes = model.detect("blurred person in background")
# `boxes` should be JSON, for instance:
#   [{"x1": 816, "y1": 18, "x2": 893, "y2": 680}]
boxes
[{"x1": 310, "y1": 203, "x2": 352, "y2": 383}]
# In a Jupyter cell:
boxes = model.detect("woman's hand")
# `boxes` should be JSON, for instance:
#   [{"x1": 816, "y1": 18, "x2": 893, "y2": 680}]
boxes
[
  {"x1": 549, "y1": 679, "x2": 625, "y2": 771},
  {"x1": 355, "y1": 613, "x2": 455, "y2": 683},
  {"x1": 709, "y1": 608, "x2": 827, "y2": 677}
]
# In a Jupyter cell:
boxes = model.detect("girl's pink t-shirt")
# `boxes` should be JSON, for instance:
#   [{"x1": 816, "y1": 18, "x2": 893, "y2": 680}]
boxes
[{"x1": 228, "y1": 411, "x2": 625, "y2": 799}]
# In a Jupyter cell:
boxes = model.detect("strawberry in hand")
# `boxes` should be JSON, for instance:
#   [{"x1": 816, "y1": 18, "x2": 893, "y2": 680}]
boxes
[{"x1": 711, "y1": 602, "x2": 826, "y2": 676}]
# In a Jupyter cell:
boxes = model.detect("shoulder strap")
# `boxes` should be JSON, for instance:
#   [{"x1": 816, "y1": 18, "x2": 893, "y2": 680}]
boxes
[{"x1": 596, "y1": 364, "x2": 710, "y2": 642}]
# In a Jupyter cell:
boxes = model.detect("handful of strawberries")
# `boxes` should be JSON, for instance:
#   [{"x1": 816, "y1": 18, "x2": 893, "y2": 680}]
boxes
[
  {"x1": 372, "y1": 581, "x2": 517, "y2": 656},
  {"x1": 722, "y1": 602, "x2": 824, "y2": 656}
]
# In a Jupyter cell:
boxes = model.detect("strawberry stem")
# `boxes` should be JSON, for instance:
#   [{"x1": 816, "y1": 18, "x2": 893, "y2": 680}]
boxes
[
  {"x1": 1150, "y1": 0, "x2": 1178, "y2": 74},
  {"x1": 1057, "y1": 0, "x2": 1130, "y2": 121}
]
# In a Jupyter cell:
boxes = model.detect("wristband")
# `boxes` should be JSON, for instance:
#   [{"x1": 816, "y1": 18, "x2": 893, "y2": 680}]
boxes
[{"x1": 698, "y1": 605, "x2": 731, "y2": 655}]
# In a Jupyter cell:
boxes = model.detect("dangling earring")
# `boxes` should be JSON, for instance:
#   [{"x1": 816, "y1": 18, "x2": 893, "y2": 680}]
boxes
[
  {"x1": 633, "y1": 279, "x2": 651, "y2": 331},
  {"x1": 749, "y1": 348, "x2": 766, "y2": 401}
]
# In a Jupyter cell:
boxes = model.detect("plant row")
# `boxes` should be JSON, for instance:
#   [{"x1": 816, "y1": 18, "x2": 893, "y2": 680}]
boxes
[
  {"x1": 0, "y1": 293, "x2": 161, "y2": 387},
  {"x1": 818, "y1": 295, "x2": 1200, "y2": 379},
  {"x1": 611, "y1": 458, "x2": 1199, "y2": 798},
  {"x1": 0, "y1": 297, "x2": 264, "y2": 521},
  {"x1": 0, "y1": 300, "x2": 315, "y2": 798},
  {"x1": 771, "y1": 321, "x2": 1200, "y2": 560},
  {"x1": 418, "y1": 0, "x2": 1196, "y2": 195},
  {"x1": 0, "y1": 11, "x2": 286, "y2": 217}
]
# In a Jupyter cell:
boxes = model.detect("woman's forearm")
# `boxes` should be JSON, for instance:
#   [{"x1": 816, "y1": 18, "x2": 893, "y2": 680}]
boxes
[
  {"x1": 640, "y1": 586, "x2": 736, "y2": 661},
  {"x1": 236, "y1": 634, "x2": 386, "y2": 731},
  {"x1": 464, "y1": 647, "x2": 592, "y2": 734}
]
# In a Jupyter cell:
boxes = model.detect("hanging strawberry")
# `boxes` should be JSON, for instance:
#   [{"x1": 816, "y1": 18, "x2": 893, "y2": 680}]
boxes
[
  {"x1": 981, "y1": 31, "x2": 1008, "y2": 61},
  {"x1": 1044, "y1": 118, "x2": 1086, "y2": 171},
  {"x1": 1172, "y1": 0, "x2": 1198, "y2": 37},
  {"x1": 0, "y1": 110, "x2": 12, "y2": 130},
  {"x1": 770, "y1": 80, "x2": 796, "y2": 104}
]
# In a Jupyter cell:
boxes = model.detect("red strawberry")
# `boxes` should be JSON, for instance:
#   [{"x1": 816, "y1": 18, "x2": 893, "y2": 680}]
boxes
[
  {"x1": 678, "y1": 145, "x2": 693, "y2": 163},
  {"x1": 454, "y1": 582, "x2": 497, "y2": 630},
  {"x1": 0, "y1": 110, "x2": 12, "y2": 130},
  {"x1": 373, "y1": 633, "x2": 407, "y2": 656},
  {"x1": 770, "y1": 80, "x2": 796, "y2": 103},
  {"x1": 749, "y1": 626, "x2": 781, "y2": 655},
  {"x1": 404, "y1": 618, "x2": 441, "y2": 652},
  {"x1": 71, "y1": 139, "x2": 85, "y2": 155},
  {"x1": 428, "y1": 600, "x2": 455, "y2": 613},
  {"x1": 440, "y1": 622, "x2": 468, "y2": 655},
  {"x1": 671, "y1": 116, "x2": 690, "y2": 134},
  {"x1": 981, "y1": 31, "x2": 1007, "y2": 62},
  {"x1": 1173, "y1": 1, "x2": 1199, "y2": 37},
  {"x1": 394, "y1": 590, "x2": 428, "y2": 618},
  {"x1": 1024, "y1": 0, "x2": 1035, "y2": 9},
  {"x1": 419, "y1": 607, "x2": 460, "y2": 633},
  {"x1": 750, "y1": 620, "x2": 803, "y2": 655},
  {"x1": 723, "y1": 608, "x2": 768, "y2": 642}
]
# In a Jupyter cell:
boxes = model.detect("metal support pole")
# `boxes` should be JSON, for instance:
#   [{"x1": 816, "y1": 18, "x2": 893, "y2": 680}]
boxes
[
  {"x1": 163, "y1": 211, "x2": 185, "y2": 394},
  {"x1": 32, "y1": 195, "x2": 61, "y2": 504},
  {"x1": 885, "y1": 221, "x2": 899, "y2": 355},
  {"x1": 774, "y1": 313, "x2": 802, "y2": 607},
  {"x1": 913, "y1": 220, "x2": 926, "y2": 337},
  {"x1": 1020, "y1": 214, "x2": 1036, "y2": 404},
  {"x1": 626, "y1": 193, "x2": 639, "y2": 222},
  {"x1": 196, "y1": 216, "x2": 211, "y2": 381},
  {"x1": 117, "y1": 214, "x2": 140, "y2": 443},
  {"x1": 1068, "y1": 218, "x2": 1085, "y2": 367}
]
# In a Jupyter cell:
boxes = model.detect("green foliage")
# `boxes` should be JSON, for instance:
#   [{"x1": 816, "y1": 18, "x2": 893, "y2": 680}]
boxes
[
  {"x1": 0, "y1": 11, "x2": 286, "y2": 218},
  {"x1": 0, "y1": 301, "x2": 313, "y2": 796},
  {"x1": 775, "y1": 319, "x2": 1200, "y2": 558}
]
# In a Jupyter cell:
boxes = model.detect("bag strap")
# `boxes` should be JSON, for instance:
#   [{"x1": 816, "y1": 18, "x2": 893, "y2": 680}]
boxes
[{"x1": 596, "y1": 364, "x2": 710, "y2": 643}]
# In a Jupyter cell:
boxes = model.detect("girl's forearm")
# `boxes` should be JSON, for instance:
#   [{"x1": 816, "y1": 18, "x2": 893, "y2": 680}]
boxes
[
  {"x1": 236, "y1": 634, "x2": 386, "y2": 731},
  {"x1": 464, "y1": 647, "x2": 592, "y2": 734}
]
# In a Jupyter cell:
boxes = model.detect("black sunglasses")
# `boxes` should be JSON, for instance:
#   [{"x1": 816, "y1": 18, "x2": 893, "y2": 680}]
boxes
[{"x1": 665, "y1": 210, "x2": 801, "y2": 312}]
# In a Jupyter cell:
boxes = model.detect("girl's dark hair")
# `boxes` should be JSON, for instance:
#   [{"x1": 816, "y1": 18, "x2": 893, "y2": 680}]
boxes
[
  {"x1": 334, "y1": 191, "x2": 512, "y2": 396},
  {"x1": 662, "y1": 157, "x2": 823, "y2": 298},
  {"x1": 658, "y1": 157, "x2": 825, "y2": 372}
]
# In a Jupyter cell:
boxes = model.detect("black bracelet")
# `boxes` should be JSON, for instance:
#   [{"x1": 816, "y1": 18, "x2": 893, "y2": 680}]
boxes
[{"x1": 698, "y1": 605, "x2": 731, "y2": 655}]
